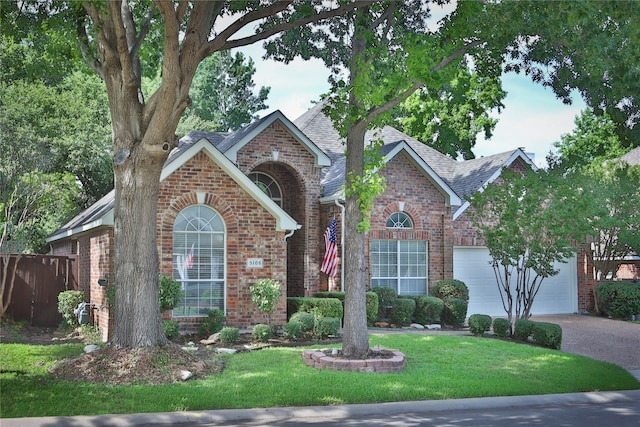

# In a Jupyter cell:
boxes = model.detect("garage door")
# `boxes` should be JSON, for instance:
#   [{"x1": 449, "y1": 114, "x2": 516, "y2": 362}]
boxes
[{"x1": 453, "y1": 247, "x2": 578, "y2": 317}]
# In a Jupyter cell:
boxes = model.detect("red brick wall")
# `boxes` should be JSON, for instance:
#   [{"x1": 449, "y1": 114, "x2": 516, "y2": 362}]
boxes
[
  {"x1": 235, "y1": 121, "x2": 324, "y2": 298},
  {"x1": 368, "y1": 152, "x2": 451, "y2": 289},
  {"x1": 157, "y1": 150, "x2": 288, "y2": 330}
]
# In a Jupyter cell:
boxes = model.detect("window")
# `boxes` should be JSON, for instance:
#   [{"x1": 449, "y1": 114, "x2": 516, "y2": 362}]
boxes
[
  {"x1": 371, "y1": 240, "x2": 427, "y2": 295},
  {"x1": 248, "y1": 172, "x2": 282, "y2": 207},
  {"x1": 386, "y1": 212, "x2": 413, "y2": 229},
  {"x1": 172, "y1": 205, "x2": 225, "y2": 317}
]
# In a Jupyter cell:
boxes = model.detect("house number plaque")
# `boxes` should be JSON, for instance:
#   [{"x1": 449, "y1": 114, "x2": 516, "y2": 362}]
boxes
[{"x1": 246, "y1": 258, "x2": 264, "y2": 269}]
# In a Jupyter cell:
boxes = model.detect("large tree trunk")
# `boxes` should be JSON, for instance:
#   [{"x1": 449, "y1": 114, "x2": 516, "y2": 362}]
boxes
[{"x1": 341, "y1": 121, "x2": 370, "y2": 359}]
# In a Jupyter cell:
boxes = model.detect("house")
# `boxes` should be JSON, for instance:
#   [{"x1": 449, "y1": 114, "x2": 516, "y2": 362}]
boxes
[
  {"x1": 47, "y1": 102, "x2": 592, "y2": 340},
  {"x1": 616, "y1": 146, "x2": 640, "y2": 281}
]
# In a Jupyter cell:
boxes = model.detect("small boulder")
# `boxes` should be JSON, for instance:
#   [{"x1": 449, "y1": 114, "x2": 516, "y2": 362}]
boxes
[
  {"x1": 426, "y1": 324, "x2": 442, "y2": 330},
  {"x1": 216, "y1": 348, "x2": 237, "y2": 355},
  {"x1": 410, "y1": 323, "x2": 425, "y2": 329},
  {"x1": 374, "y1": 322, "x2": 389, "y2": 328},
  {"x1": 83, "y1": 344, "x2": 100, "y2": 353},
  {"x1": 179, "y1": 370, "x2": 193, "y2": 381}
]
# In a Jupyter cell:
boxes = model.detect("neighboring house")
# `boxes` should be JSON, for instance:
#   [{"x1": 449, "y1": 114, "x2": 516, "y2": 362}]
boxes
[
  {"x1": 616, "y1": 146, "x2": 640, "y2": 281},
  {"x1": 47, "y1": 102, "x2": 591, "y2": 340}
]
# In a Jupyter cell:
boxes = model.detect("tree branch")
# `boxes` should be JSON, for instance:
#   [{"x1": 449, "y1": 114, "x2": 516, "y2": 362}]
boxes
[
  {"x1": 432, "y1": 39, "x2": 484, "y2": 73},
  {"x1": 76, "y1": 8, "x2": 104, "y2": 79}
]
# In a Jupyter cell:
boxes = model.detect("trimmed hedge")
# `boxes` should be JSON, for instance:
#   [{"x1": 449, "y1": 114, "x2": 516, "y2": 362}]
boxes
[
  {"x1": 283, "y1": 321, "x2": 302, "y2": 340},
  {"x1": 314, "y1": 291, "x2": 379, "y2": 326},
  {"x1": 390, "y1": 297, "x2": 416, "y2": 326},
  {"x1": 372, "y1": 286, "x2": 398, "y2": 319},
  {"x1": 287, "y1": 297, "x2": 343, "y2": 319},
  {"x1": 406, "y1": 295, "x2": 443, "y2": 325},
  {"x1": 219, "y1": 327, "x2": 239, "y2": 344},
  {"x1": 492, "y1": 318, "x2": 511, "y2": 338},
  {"x1": 315, "y1": 317, "x2": 341, "y2": 339},
  {"x1": 441, "y1": 297, "x2": 468, "y2": 326},
  {"x1": 468, "y1": 314, "x2": 492, "y2": 336},
  {"x1": 430, "y1": 279, "x2": 469, "y2": 301},
  {"x1": 513, "y1": 319, "x2": 535, "y2": 341},
  {"x1": 289, "y1": 311, "x2": 315, "y2": 332},
  {"x1": 597, "y1": 281, "x2": 640, "y2": 319},
  {"x1": 252, "y1": 324, "x2": 272, "y2": 342},
  {"x1": 531, "y1": 321, "x2": 562, "y2": 350}
]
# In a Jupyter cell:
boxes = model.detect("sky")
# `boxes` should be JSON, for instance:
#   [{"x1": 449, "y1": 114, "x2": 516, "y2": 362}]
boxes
[{"x1": 235, "y1": 37, "x2": 587, "y2": 169}]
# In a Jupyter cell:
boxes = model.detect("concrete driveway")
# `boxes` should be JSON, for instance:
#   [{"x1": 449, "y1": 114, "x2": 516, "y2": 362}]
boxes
[{"x1": 530, "y1": 314, "x2": 640, "y2": 376}]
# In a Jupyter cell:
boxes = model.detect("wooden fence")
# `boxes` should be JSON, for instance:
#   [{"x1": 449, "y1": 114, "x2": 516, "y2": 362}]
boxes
[{"x1": 2, "y1": 254, "x2": 79, "y2": 326}]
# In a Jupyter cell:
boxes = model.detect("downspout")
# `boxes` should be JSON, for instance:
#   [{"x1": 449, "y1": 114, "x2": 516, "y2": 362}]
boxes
[{"x1": 335, "y1": 199, "x2": 346, "y2": 291}]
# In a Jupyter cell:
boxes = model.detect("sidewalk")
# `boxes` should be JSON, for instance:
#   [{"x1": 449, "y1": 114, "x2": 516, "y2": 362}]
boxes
[{"x1": 5, "y1": 390, "x2": 640, "y2": 427}]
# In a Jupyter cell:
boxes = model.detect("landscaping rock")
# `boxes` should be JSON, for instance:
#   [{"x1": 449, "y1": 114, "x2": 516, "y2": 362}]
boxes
[
  {"x1": 216, "y1": 348, "x2": 237, "y2": 355},
  {"x1": 83, "y1": 344, "x2": 100, "y2": 353},
  {"x1": 374, "y1": 322, "x2": 389, "y2": 328},
  {"x1": 426, "y1": 324, "x2": 442, "y2": 330},
  {"x1": 179, "y1": 370, "x2": 193, "y2": 381},
  {"x1": 410, "y1": 323, "x2": 425, "y2": 329}
]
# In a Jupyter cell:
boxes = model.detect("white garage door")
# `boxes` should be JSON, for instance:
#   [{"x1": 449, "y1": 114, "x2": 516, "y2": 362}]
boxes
[{"x1": 453, "y1": 247, "x2": 578, "y2": 317}]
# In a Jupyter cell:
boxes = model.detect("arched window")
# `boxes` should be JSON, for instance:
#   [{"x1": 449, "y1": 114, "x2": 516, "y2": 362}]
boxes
[
  {"x1": 172, "y1": 205, "x2": 225, "y2": 317},
  {"x1": 248, "y1": 172, "x2": 282, "y2": 207},
  {"x1": 386, "y1": 212, "x2": 414, "y2": 229}
]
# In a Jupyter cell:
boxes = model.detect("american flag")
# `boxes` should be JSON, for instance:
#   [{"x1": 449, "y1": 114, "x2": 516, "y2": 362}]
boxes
[
  {"x1": 320, "y1": 218, "x2": 338, "y2": 278},
  {"x1": 185, "y1": 244, "x2": 195, "y2": 269}
]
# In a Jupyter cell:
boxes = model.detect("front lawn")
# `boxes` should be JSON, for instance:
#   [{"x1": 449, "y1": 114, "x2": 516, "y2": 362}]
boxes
[{"x1": 1, "y1": 334, "x2": 638, "y2": 418}]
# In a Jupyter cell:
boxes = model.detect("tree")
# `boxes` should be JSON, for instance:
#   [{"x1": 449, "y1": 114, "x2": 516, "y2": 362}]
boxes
[
  {"x1": 570, "y1": 164, "x2": 640, "y2": 313},
  {"x1": 467, "y1": 169, "x2": 579, "y2": 327},
  {"x1": 553, "y1": 109, "x2": 628, "y2": 172},
  {"x1": 396, "y1": 66, "x2": 505, "y2": 160},
  {"x1": 5, "y1": 0, "x2": 372, "y2": 349},
  {"x1": 180, "y1": 50, "x2": 270, "y2": 133},
  {"x1": 498, "y1": 0, "x2": 640, "y2": 148},
  {"x1": 267, "y1": 0, "x2": 499, "y2": 357}
]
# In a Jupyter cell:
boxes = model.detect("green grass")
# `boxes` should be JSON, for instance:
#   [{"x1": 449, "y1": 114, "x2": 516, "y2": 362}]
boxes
[{"x1": 1, "y1": 334, "x2": 638, "y2": 418}]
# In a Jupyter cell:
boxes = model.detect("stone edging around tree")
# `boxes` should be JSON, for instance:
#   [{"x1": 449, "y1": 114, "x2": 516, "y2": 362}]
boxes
[{"x1": 301, "y1": 347, "x2": 405, "y2": 373}]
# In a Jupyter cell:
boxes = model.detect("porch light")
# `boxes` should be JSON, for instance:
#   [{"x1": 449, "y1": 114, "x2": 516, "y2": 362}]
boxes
[
  {"x1": 397, "y1": 201, "x2": 405, "y2": 212},
  {"x1": 98, "y1": 273, "x2": 109, "y2": 287}
]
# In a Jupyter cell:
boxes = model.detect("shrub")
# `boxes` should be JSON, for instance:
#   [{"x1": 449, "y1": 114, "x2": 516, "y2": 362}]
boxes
[
  {"x1": 531, "y1": 322, "x2": 562, "y2": 350},
  {"x1": 198, "y1": 308, "x2": 225, "y2": 336},
  {"x1": 430, "y1": 279, "x2": 469, "y2": 301},
  {"x1": 162, "y1": 320, "x2": 181, "y2": 340},
  {"x1": 289, "y1": 311, "x2": 315, "y2": 332},
  {"x1": 366, "y1": 292, "x2": 379, "y2": 326},
  {"x1": 513, "y1": 318, "x2": 535, "y2": 341},
  {"x1": 250, "y1": 278, "x2": 282, "y2": 326},
  {"x1": 314, "y1": 317, "x2": 340, "y2": 339},
  {"x1": 409, "y1": 295, "x2": 444, "y2": 325},
  {"x1": 372, "y1": 286, "x2": 397, "y2": 319},
  {"x1": 314, "y1": 291, "x2": 379, "y2": 326},
  {"x1": 287, "y1": 297, "x2": 343, "y2": 319},
  {"x1": 219, "y1": 327, "x2": 239, "y2": 344},
  {"x1": 468, "y1": 314, "x2": 492, "y2": 336},
  {"x1": 492, "y1": 318, "x2": 511, "y2": 338},
  {"x1": 252, "y1": 324, "x2": 272, "y2": 342},
  {"x1": 390, "y1": 297, "x2": 416, "y2": 326},
  {"x1": 597, "y1": 281, "x2": 640, "y2": 319},
  {"x1": 159, "y1": 275, "x2": 182, "y2": 311},
  {"x1": 57, "y1": 290, "x2": 86, "y2": 326},
  {"x1": 441, "y1": 297, "x2": 468, "y2": 326},
  {"x1": 283, "y1": 321, "x2": 302, "y2": 340}
]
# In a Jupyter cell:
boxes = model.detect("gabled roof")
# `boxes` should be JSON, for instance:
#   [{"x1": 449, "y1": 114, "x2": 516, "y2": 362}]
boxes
[
  {"x1": 296, "y1": 101, "x2": 534, "y2": 215},
  {"x1": 47, "y1": 117, "x2": 310, "y2": 242}
]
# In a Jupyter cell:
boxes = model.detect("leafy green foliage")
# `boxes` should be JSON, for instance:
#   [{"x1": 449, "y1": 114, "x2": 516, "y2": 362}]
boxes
[
  {"x1": 430, "y1": 280, "x2": 469, "y2": 301},
  {"x1": 287, "y1": 297, "x2": 343, "y2": 320},
  {"x1": 282, "y1": 321, "x2": 302, "y2": 340},
  {"x1": 597, "y1": 282, "x2": 640, "y2": 320},
  {"x1": 468, "y1": 314, "x2": 492, "y2": 336},
  {"x1": 250, "y1": 279, "x2": 282, "y2": 326},
  {"x1": 531, "y1": 322, "x2": 562, "y2": 350},
  {"x1": 180, "y1": 51, "x2": 270, "y2": 133},
  {"x1": 513, "y1": 319, "x2": 535, "y2": 341},
  {"x1": 372, "y1": 286, "x2": 398, "y2": 320},
  {"x1": 162, "y1": 320, "x2": 180, "y2": 340},
  {"x1": 198, "y1": 309, "x2": 225, "y2": 336},
  {"x1": 365, "y1": 292, "x2": 379, "y2": 327},
  {"x1": 289, "y1": 312, "x2": 315, "y2": 333},
  {"x1": 251, "y1": 324, "x2": 272, "y2": 342},
  {"x1": 57, "y1": 290, "x2": 86, "y2": 326},
  {"x1": 390, "y1": 298, "x2": 416, "y2": 326},
  {"x1": 219, "y1": 327, "x2": 240, "y2": 344},
  {"x1": 314, "y1": 317, "x2": 340, "y2": 339},
  {"x1": 158, "y1": 275, "x2": 182, "y2": 311},
  {"x1": 407, "y1": 295, "x2": 444, "y2": 325},
  {"x1": 441, "y1": 298, "x2": 468, "y2": 327},
  {"x1": 492, "y1": 318, "x2": 511, "y2": 338},
  {"x1": 468, "y1": 169, "x2": 580, "y2": 321}
]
